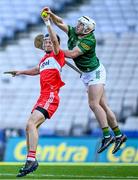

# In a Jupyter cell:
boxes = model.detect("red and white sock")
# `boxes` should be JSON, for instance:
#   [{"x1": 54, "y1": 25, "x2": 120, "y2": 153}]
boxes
[{"x1": 27, "y1": 150, "x2": 36, "y2": 161}]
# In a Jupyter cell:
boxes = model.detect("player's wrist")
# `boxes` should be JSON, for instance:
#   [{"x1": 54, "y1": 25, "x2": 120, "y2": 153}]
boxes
[{"x1": 44, "y1": 20, "x2": 51, "y2": 26}]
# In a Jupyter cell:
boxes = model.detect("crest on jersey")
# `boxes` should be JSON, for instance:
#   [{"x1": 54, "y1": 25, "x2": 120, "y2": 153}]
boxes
[{"x1": 80, "y1": 42, "x2": 91, "y2": 50}]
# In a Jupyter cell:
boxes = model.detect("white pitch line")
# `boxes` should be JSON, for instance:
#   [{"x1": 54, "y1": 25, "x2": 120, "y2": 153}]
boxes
[
  {"x1": 0, "y1": 162, "x2": 138, "y2": 166},
  {"x1": 0, "y1": 173, "x2": 138, "y2": 179}
]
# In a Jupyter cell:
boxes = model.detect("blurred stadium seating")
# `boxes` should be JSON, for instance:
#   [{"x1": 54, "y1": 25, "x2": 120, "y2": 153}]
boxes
[{"x1": 0, "y1": 0, "x2": 138, "y2": 150}]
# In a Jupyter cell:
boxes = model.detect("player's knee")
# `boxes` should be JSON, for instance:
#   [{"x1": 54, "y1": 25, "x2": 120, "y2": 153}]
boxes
[
  {"x1": 89, "y1": 101, "x2": 99, "y2": 111},
  {"x1": 100, "y1": 102, "x2": 108, "y2": 112},
  {"x1": 26, "y1": 120, "x2": 35, "y2": 132},
  {"x1": 26, "y1": 125, "x2": 28, "y2": 132}
]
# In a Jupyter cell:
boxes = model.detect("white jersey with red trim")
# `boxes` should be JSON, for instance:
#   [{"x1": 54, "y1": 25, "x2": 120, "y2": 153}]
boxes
[{"x1": 39, "y1": 50, "x2": 65, "y2": 93}]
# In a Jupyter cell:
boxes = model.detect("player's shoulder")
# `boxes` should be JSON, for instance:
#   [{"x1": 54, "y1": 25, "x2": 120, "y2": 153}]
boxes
[
  {"x1": 68, "y1": 25, "x2": 76, "y2": 35},
  {"x1": 78, "y1": 33, "x2": 96, "y2": 50},
  {"x1": 53, "y1": 49, "x2": 65, "y2": 59},
  {"x1": 59, "y1": 49, "x2": 64, "y2": 53},
  {"x1": 83, "y1": 32, "x2": 95, "y2": 41},
  {"x1": 68, "y1": 25, "x2": 75, "y2": 31},
  {"x1": 82, "y1": 33, "x2": 96, "y2": 45},
  {"x1": 57, "y1": 49, "x2": 65, "y2": 56}
]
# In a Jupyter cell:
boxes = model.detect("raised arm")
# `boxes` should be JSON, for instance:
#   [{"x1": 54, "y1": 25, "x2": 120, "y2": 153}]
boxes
[
  {"x1": 64, "y1": 47, "x2": 83, "y2": 59},
  {"x1": 4, "y1": 66, "x2": 40, "y2": 77},
  {"x1": 64, "y1": 38, "x2": 93, "y2": 59},
  {"x1": 41, "y1": 13, "x2": 60, "y2": 55},
  {"x1": 41, "y1": 7, "x2": 68, "y2": 33}
]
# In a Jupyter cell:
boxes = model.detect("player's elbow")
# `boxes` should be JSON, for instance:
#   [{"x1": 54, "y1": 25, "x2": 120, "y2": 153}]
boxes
[
  {"x1": 64, "y1": 49, "x2": 80, "y2": 59},
  {"x1": 70, "y1": 51, "x2": 79, "y2": 59},
  {"x1": 57, "y1": 18, "x2": 64, "y2": 24}
]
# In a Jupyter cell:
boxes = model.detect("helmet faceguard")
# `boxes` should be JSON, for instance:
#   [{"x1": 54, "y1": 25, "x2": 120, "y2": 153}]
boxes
[{"x1": 78, "y1": 16, "x2": 96, "y2": 34}]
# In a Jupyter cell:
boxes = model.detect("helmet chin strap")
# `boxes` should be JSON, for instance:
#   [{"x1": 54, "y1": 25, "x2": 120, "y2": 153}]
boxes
[
  {"x1": 83, "y1": 29, "x2": 92, "y2": 34},
  {"x1": 82, "y1": 26, "x2": 92, "y2": 35}
]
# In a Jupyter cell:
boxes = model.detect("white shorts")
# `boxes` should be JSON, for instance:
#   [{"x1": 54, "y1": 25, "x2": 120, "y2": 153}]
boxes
[{"x1": 81, "y1": 63, "x2": 106, "y2": 88}]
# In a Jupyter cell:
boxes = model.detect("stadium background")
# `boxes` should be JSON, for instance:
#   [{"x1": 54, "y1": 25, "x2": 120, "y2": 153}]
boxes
[{"x1": 0, "y1": 0, "x2": 138, "y2": 163}]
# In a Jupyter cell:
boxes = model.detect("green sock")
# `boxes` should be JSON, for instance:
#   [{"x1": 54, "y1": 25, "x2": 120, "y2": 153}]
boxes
[
  {"x1": 112, "y1": 126, "x2": 122, "y2": 137},
  {"x1": 102, "y1": 127, "x2": 110, "y2": 138}
]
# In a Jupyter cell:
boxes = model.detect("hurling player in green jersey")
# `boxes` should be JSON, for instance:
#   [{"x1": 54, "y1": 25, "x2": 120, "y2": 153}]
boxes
[{"x1": 43, "y1": 7, "x2": 127, "y2": 154}]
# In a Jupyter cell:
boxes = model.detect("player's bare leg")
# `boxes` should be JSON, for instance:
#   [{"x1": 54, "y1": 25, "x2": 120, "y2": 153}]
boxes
[
  {"x1": 88, "y1": 84, "x2": 114, "y2": 153},
  {"x1": 100, "y1": 89, "x2": 127, "y2": 153},
  {"x1": 26, "y1": 131, "x2": 29, "y2": 153},
  {"x1": 26, "y1": 117, "x2": 43, "y2": 153},
  {"x1": 17, "y1": 110, "x2": 45, "y2": 177},
  {"x1": 100, "y1": 90, "x2": 118, "y2": 128},
  {"x1": 18, "y1": 131, "x2": 30, "y2": 174},
  {"x1": 88, "y1": 84, "x2": 108, "y2": 128},
  {"x1": 26, "y1": 110, "x2": 45, "y2": 151}
]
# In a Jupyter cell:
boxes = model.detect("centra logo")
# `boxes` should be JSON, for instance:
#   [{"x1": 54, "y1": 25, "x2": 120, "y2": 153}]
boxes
[
  {"x1": 14, "y1": 141, "x2": 88, "y2": 162},
  {"x1": 37, "y1": 143, "x2": 88, "y2": 162}
]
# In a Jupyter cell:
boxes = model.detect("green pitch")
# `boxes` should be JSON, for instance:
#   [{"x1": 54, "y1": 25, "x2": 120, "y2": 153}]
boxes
[{"x1": 0, "y1": 163, "x2": 138, "y2": 179}]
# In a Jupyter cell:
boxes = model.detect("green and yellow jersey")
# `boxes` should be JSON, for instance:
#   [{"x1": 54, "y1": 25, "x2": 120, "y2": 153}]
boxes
[{"x1": 67, "y1": 25, "x2": 100, "y2": 72}]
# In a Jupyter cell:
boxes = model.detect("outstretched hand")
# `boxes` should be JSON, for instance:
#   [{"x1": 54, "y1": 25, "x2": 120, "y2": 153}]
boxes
[
  {"x1": 41, "y1": 7, "x2": 51, "y2": 21},
  {"x1": 4, "y1": 71, "x2": 19, "y2": 77},
  {"x1": 41, "y1": 7, "x2": 52, "y2": 16}
]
